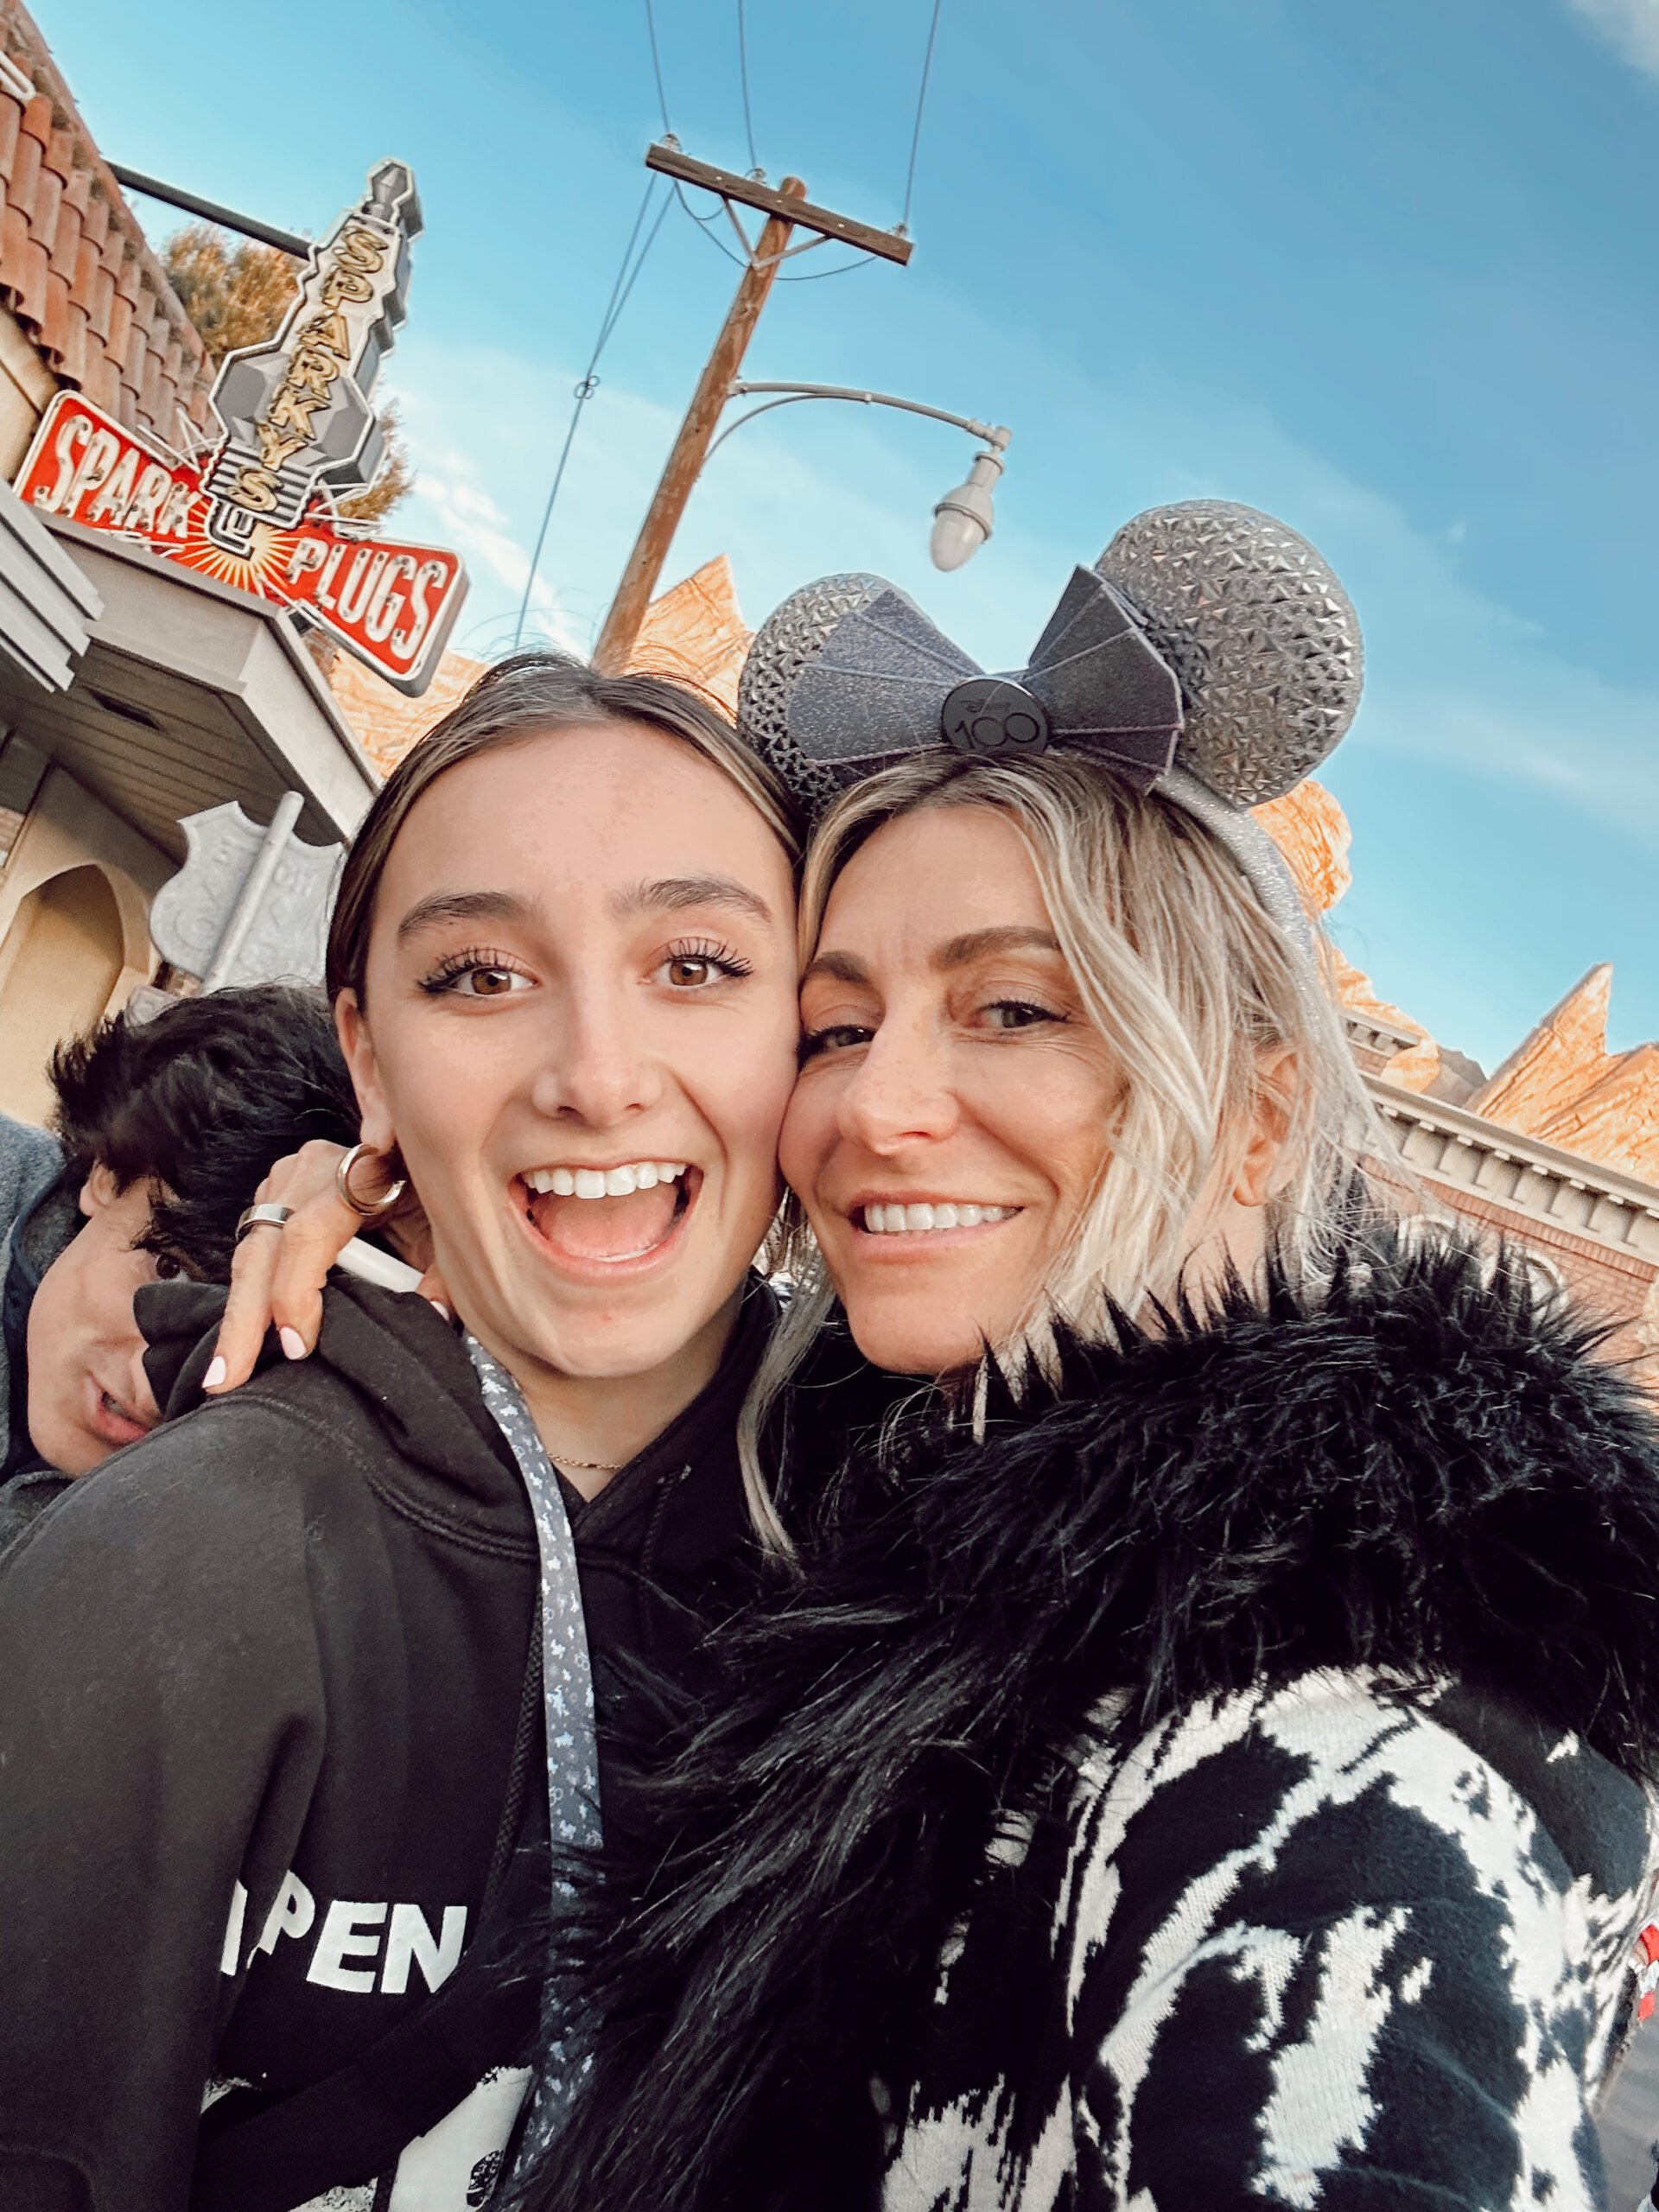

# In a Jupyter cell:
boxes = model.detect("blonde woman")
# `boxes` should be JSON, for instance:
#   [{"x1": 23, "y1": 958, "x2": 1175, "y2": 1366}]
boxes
[{"x1": 527, "y1": 513, "x2": 1659, "y2": 2212}]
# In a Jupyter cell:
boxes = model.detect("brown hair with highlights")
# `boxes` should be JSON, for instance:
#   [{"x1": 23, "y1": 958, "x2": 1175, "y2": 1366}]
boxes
[{"x1": 326, "y1": 651, "x2": 804, "y2": 1005}]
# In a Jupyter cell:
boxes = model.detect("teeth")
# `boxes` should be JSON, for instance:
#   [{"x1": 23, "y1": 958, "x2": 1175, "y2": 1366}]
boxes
[
  {"x1": 861, "y1": 1202, "x2": 1015, "y2": 1234},
  {"x1": 524, "y1": 1160, "x2": 689, "y2": 1199}
]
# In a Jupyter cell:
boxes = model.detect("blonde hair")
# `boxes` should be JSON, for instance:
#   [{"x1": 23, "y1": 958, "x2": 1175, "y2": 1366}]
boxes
[{"x1": 737, "y1": 748, "x2": 1395, "y2": 1554}]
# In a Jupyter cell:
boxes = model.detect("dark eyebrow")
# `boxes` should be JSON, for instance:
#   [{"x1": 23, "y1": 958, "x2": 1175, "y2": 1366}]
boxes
[
  {"x1": 800, "y1": 949, "x2": 871, "y2": 988},
  {"x1": 395, "y1": 889, "x2": 538, "y2": 943},
  {"x1": 610, "y1": 875, "x2": 777, "y2": 928},
  {"x1": 935, "y1": 925, "x2": 1064, "y2": 969}
]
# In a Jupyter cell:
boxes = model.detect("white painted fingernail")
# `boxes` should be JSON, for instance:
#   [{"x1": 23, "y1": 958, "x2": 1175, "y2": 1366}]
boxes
[
  {"x1": 203, "y1": 1357, "x2": 226, "y2": 1389},
  {"x1": 429, "y1": 1300, "x2": 452, "y2": 1322},
  {"x1": 279, "y1": 1327, "x2": 307, "y2": 1361}
]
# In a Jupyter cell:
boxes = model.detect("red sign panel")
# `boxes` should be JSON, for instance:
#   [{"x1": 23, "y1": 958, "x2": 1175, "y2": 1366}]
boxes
[{"x1": 15, "y1": 391, "x2": 466, "y2": 696}]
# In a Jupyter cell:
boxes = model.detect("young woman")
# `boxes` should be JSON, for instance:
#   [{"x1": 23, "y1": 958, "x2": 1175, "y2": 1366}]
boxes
[
  {"x1": 520, "y1": 524, "x2": 1659, "y2": 2212},
  {"x1": 0, "y1": 654, "x2": 811, "y2": 2212}
]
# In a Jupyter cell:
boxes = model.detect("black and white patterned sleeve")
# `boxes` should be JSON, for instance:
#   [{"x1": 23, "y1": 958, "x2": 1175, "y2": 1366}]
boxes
[{"x1": 1061, "y1": 1676, "x2": 1652, "y2": 2210}]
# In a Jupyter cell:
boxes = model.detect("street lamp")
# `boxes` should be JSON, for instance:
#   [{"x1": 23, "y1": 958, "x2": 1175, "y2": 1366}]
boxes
[
  {"x1": 719, "y1": 383, "x2": 1012, "y2": 572},
  {"x1": 930, "y1": 446, "x2": 1007, "y2": 572}
]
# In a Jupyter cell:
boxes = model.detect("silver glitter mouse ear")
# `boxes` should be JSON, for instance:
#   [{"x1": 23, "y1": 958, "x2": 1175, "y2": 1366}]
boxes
[
  {"x1": 1095, "y1": 499, "x2": 1364, "y2": 969},
  {"x1": 737, "y1": 573, "x2": 899, "y2": 821},
  {"x1": 1096, "y1": 500, "x2": 1364, "y2": 809},
  {"x1": 737, "y1": 500, "x2": 1364, "y2": 974}
]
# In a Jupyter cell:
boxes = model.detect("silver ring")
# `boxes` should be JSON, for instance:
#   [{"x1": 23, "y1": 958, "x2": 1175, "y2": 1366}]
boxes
[
  {"x1": 335, "y1": 1141, "x2": 407, "y2": 1219},
  {"x1": 235, "y1": 1202, "x2": 294, "y2": 1243}
]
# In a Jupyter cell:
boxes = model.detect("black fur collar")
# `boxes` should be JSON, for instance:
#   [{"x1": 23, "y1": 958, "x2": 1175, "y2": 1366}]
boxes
[{"x1": 530, "y1": 1230, "x2": 1659, "y2": 2212}]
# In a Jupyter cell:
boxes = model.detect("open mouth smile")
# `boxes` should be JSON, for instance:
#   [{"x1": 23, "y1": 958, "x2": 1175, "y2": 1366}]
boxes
[{"x1": 515, "y1": 1158, "x2": 701, "y2": 1272}]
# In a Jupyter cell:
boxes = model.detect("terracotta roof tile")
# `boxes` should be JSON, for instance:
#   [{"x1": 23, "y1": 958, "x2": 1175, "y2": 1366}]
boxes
[
  {"x1": 42, "y1": 118, "x2": 72, "y2": 183},
  {"x1": 60, "y1": 295, "x2": 86, "y2": 385},
  {"x1": 104, "y1": 282, "x2": 131, "y2": 364},
  {"x1": 48, "y1": 188, "x2": 80, "y2": 283},
  {"x1": 2, "y1": 203, "x2": 40, "y2": 326},
  {"x1": 10, "y1": 109, "x2": 40, "y2": 220},
  {"x1": 32, "y1": 147, "x2": 57, "y2": 241},
  {"x1": 39, "y1": 266, "x2": 67, "y2": 363},
  {"x1": 108, "y1": 234, "x2": 142, "y2": 307},
  {"x1": 80, "y1": 349, "x2": 116, "y2": 413},
  {"x1": 0, "y1": 0, "x2": 214, "y2": 441},
  {"x1": 77, "y1": 239, "x2": 111, "y2": 341},
  {"x1": 79, "y1": 175, "x2": 105, "y2": 253}
]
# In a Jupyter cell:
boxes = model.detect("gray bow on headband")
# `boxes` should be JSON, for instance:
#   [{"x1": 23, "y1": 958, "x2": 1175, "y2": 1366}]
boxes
[{"x1": 737, "y1": 499, "x2": 1365, "y2": 966}]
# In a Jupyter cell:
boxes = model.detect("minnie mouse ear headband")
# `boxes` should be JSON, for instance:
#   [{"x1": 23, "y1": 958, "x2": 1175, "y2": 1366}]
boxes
[{"x1": 736, "y1": 499, "x2": 1363, "y2": 966}]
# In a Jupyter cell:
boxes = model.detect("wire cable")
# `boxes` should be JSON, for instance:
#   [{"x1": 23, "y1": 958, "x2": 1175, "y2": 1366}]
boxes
[
  {"x1": 899, "y1": 0, "x2": 944, "y2": 232},
  {"x1": 736, "y1": 0, "x2": 760, "y2": 173},
  {"x1": 673, "y1": 180, "x2": 750, "y2": 264},
  {"x1": 513, "y1": 177, "x2": 671, "y2": 646},
  {"x1": 645, "y1": 0, "x2": 672, "y2": 136}
]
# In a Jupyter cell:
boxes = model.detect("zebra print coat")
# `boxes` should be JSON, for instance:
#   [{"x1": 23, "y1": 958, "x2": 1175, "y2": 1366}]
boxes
[{"x1": 531, "y1": 1236, "x2": 1659, "y2": 2212}]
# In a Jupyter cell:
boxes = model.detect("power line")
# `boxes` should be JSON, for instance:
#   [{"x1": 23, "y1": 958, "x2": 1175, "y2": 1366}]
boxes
[
  {"x1": 735, "y1": 0, "x2": 760, "y2": 173},
  {"x1": 645, "y1": 0, "x2": 672, "y2": 135},
  {"x1": 673, "y1": 179, "x2": 749, "y2": 264},
  {"x1": 514, "y1": 176, "x2": 672, "y2": 647},
  {"x1": 779, "y1": 254, "x2": 877, "y2": 282},
  {"x1": 651, "y1": 0, "x2": 944, "y2": 289},
  {"x1": 899, "y1": 0, "x2": 944, "y2": 232}
]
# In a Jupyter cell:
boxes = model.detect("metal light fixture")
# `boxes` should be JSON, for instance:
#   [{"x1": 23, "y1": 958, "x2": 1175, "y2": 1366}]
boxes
[
  {"x1": 718, "y1": 384, "x2": 1013, "y2": 575},
  {"x1": 931, "y1": 445, "x2": 1006, "y2": 573}
]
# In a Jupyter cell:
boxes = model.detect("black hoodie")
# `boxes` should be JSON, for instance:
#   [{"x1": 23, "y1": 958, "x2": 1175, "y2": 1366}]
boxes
[{"x1": 0, "y1": 1270, "x2": 776, "y2": 2212}]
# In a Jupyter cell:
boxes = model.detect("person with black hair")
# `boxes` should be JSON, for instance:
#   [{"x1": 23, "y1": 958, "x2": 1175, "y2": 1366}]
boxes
[{"x1": 0, "y1": 984, "x2": 362, "y2": 1534}]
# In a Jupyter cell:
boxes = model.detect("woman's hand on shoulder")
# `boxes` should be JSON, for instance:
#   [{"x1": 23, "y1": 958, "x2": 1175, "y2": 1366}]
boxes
[{"x1": 205, "y1": 1141, "x2": 446, "y2": 1391}]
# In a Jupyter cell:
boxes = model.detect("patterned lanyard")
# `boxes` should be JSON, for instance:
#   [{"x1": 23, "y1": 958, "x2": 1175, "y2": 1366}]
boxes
[{"x1": 465, "y1": 1334, "x2": 601, "y2": 2158}]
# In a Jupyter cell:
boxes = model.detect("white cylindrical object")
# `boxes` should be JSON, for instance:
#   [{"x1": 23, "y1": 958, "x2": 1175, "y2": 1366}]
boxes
[
  {"x1": 201, "y1": 789, "x2": 305, "y2": 992},
  {"x1": 930, "y1": 448, "x2": 1002, "y2": 572}
]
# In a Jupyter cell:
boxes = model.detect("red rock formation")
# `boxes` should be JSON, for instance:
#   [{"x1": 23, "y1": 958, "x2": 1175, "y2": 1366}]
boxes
[
  {"x1": 1470, "y1": 967, "x2": 1659, "y2": 1184},
  {"x1": 1253, "y1": 779, "x2": 1352, "y2": 914},
  {"x1": 327, "y1": 556, "x2": 753, "y2": 775},
  {"x1": 327, "y1": 645, "x2": 486, "y2": 778},
  {"x1": 625, "y1": 555, "x2": 751, "y2": 715}
]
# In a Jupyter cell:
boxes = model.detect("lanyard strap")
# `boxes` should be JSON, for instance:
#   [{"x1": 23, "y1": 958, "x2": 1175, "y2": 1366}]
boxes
[{"x1": 466, "y1": 1335, "x2": 601, "y2": 2158}]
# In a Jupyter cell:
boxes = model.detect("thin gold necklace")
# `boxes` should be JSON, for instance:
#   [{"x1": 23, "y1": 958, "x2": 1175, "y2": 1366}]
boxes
[{"x1": 552, "y1": 1452, "x2": 625, "y2": 1473}]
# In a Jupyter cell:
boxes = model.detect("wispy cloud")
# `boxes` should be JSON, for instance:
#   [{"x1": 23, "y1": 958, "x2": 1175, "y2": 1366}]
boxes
[
  {"x1": 1567, "y1": 0, "x2": 1659, "y2": 79},
  {"x1": 380, "y1": 331, "x2": 1659, "y2": 859}
]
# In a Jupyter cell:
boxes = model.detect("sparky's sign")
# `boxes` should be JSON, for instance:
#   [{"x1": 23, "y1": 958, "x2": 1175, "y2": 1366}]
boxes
[{"x1": 13, "y1": 161, "x2": 466, "y2": 695}]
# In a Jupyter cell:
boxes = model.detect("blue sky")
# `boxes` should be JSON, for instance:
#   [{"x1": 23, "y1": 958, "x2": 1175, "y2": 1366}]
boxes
[{"x1": 35, "y1": 0, "x2": 1659, "y2": 1071}]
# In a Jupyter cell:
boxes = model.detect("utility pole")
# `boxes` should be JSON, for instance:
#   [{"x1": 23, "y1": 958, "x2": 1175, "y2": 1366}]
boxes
[{"x1": 592, "y1": 143, "x2": 912, "y2": 675}]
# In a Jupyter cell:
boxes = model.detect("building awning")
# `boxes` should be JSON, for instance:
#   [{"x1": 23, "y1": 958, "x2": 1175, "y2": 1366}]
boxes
[
  {"x1": 0, "y1": 475, "x2": 100, "y2": 692},
  {"x1": 0, "y1": 505, "x2": 379, "y2": 857}
]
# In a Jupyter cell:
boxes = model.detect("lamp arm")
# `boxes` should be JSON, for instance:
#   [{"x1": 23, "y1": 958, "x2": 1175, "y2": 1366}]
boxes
[
  {"x1": 704, "y1": 392, "x2": 844, "y2": 462},
  {"x1": 721, "y1": 380, "x2": 1011, "y2": 454}
]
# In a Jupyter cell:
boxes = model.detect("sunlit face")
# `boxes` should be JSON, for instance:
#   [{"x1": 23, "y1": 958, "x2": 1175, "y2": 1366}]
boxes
[
  {"x1": 780, "y1": 804, "x2": 1122, "y2": 1376},
  {"x1": 340, "y1": 721, "x2": 799, "y2": 1394},
  {"x1": 26, "y1": 1166, "x2": 168, "y2": 1475}
]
